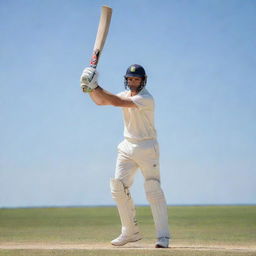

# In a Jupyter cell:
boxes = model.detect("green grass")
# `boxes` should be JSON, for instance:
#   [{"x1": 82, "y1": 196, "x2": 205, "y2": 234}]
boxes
[{"x1": 0, "y1": 206, "x2": 255, "y2": 256}]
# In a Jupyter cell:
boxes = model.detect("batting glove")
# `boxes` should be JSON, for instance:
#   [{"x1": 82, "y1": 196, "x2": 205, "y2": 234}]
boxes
[{"x1": 80, "y1": 67, "x2": 98, "y2": 92}]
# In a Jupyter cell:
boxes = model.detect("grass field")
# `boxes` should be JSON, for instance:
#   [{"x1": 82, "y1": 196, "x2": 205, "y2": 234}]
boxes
[{"x1": 0, "y1": 206, "x2": 255, "y2": 256}]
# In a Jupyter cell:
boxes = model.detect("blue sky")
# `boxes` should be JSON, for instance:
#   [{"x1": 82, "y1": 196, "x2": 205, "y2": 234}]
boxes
[{"x1": 0, "y1": 0, "x2": 255, "y2": 208}]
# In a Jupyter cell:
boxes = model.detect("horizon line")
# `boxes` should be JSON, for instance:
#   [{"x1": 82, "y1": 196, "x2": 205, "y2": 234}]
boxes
[{"x1": 1, "y1": 203, "x2": 256, "y2": 210}]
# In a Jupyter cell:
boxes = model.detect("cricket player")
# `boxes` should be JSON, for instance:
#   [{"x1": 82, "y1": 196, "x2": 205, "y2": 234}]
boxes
[{"x1": 80, "y1": 64, "x2": 170, "y2": 248}]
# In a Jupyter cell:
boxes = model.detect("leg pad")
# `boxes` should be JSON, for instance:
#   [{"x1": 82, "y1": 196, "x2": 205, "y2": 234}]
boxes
[{"x1": 144, "y1": 179, "x2": 170, "y2": 238}]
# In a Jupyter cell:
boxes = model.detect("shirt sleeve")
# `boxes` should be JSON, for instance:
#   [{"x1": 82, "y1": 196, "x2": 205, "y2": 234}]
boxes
[
  {"x1": 131, "y1": 94, "x2": 154, "y2": 110},
  {"x1": 116, "y1": 91, "x2": 126, "y2": 97}
]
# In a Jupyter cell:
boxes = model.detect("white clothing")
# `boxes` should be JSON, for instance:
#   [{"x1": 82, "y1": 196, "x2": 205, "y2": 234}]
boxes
[
  {"x1": 117, "y1": 88, "x2": 157, "y2": 141},
  {"x1": 115, "y1": 139, "x2": 160, "y2": 187},
  {"x1": 112, "y1": 87, "x2": 170, "y2": 241},
  {"x1": 115, "y1": 138, "x2": 170, "y2": 239}
]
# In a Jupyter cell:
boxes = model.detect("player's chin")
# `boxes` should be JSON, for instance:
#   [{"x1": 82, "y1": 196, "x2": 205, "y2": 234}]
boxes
[{"x1": 129, "y1": 86, "x2": 139, "y2": 91}]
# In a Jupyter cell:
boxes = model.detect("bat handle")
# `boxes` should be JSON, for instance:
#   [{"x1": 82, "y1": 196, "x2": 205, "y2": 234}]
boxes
[
  {"x1": 82, "y1": 49, "x2": 100, "y2": 93},
  {"x1": 89, "y1": 49, "x2": 100, "y2": 68}
]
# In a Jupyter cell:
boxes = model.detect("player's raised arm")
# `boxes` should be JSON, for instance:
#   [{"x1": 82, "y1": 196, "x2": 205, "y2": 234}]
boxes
[
  {"x1": 90, "y1": 87, "x2": 137, "y2": 107},
  {"x1": 80, "y1": 67, "x2": 137, "y2": 108}
]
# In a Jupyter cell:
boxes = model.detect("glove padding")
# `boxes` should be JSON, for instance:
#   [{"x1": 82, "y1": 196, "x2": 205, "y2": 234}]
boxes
[
  {"x1": 82, "y1": 85, "x2": 93, "y2": 93},
  {"x1": 80, "y1": 67, "x2": 98, "y2": 92}
]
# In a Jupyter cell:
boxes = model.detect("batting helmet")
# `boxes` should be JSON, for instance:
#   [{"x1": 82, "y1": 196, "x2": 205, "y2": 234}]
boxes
[{"x1": 124, "y1": 64, "x2": 147, "y2": 91}]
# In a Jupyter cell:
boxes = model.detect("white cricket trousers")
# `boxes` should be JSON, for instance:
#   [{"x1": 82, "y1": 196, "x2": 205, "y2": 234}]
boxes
[
  {"x1": 114, "y1": 138, "x2": 170, "y2": 239},
  {"x1": 115, "y1": 139, "x2": 160, "y2": 186}
]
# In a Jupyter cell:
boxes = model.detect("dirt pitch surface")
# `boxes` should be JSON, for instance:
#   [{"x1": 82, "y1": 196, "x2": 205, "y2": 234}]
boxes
[{"x1": 0, "y1": 242, "x2": 255, "y2": 253}]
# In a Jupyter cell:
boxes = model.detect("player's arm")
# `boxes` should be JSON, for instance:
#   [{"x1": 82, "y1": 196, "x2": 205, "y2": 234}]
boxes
[
  {"x1": 80, "y1": 67, "x2": 137, "y2": 108},
  {"x1": 89, "y1": 86, "x2": 137, "y2": 108}
]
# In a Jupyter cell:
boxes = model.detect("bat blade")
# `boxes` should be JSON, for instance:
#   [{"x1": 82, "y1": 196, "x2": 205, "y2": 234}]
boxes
[{"x1": 90, "y1": 6, "x2": 112, "y2": 68}]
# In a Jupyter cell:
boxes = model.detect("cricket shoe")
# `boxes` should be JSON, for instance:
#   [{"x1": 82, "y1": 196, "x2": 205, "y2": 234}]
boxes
[
  {"x1": 155, "y1": 237, "x2": 169, "y2": 248},
  {"x1": 111, "y1": 232, "x2": 143, "y2": 246}
]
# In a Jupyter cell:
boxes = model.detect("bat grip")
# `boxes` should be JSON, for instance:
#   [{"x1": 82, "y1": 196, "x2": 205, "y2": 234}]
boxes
[{"x1": 89, "y1": 49, "x2": 100, "y2": 68}]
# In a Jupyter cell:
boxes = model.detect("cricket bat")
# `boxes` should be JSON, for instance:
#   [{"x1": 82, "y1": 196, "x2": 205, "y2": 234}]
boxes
[{"x1": 83, "y1": 6, "x2": 112, "y2": 92}]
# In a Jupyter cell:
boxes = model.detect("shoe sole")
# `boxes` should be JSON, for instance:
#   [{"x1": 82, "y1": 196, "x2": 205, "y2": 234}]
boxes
[{"x1": 155, "y1": 244, "x2": 168, "y2": 248}]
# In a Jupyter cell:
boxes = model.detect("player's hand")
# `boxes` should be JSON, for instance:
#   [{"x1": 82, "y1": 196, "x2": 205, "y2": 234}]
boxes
[{"x1": 80, "y1": 67, "x2": 98, "y2": 92}]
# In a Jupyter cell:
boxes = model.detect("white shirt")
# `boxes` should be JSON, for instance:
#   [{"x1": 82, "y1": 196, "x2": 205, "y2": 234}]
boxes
[{"x1": 117, "y1": 88, "x2": 157, "y2": 141}]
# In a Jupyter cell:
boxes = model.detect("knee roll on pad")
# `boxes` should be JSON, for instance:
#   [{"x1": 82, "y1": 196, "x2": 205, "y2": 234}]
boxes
[
  {"x1": 110, "y1": 178, "x2": 130, "y2": 201},
  {"x1": 144, "y1": 179, "x2": 165, "y2": 203}
]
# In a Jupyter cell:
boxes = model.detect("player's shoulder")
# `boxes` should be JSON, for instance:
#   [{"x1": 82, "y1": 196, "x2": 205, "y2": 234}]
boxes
[
  {"x1": 139, "y1": 88, "x2": 154, "y2": 100},
  {"x1": 117, "y1": 88, "x2": 153, "y2": 100}
]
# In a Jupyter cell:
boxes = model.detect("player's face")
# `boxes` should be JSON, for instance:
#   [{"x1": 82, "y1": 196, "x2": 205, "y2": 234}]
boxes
[{"x1": 127, "y1": 77, "x2": 142, "y2": 90}]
